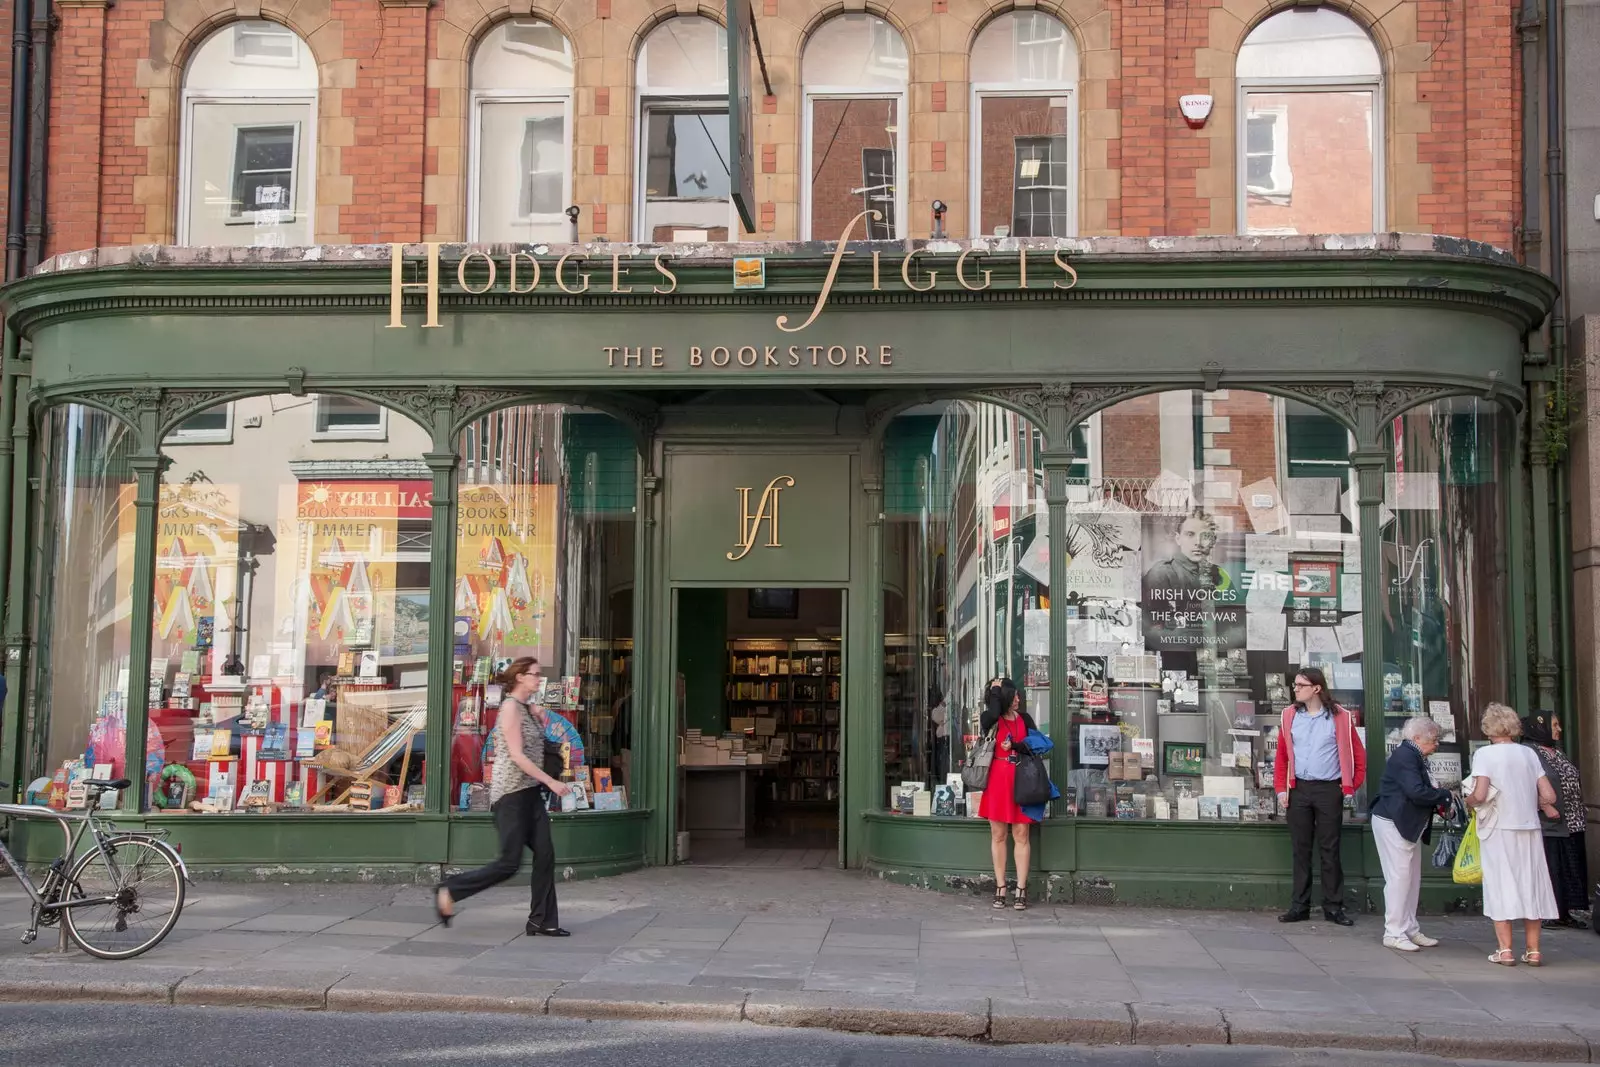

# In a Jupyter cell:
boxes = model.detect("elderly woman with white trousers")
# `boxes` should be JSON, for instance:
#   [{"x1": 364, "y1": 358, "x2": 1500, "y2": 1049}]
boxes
[
  {"x1": 1465, "y1": 703, "x2": 1562, "y2": 967},
  {"x1": 1369, "y1": 716, "x2": 1455, "y2": 952}
]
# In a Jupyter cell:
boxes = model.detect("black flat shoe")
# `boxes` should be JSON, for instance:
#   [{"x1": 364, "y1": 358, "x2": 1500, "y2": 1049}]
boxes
[
  {"x1": 433, "y1": 885, "x2": 454, "y2": 928},
  {"x1": 526, "y1": 925, "x2": 571, "y2": 937},
  {"x1": 1278, "y1": 910, "x2": 1310, "y2": 923},
  {"x1": 1323, "y1": 909, "x2": 1355, "y2": 927}
]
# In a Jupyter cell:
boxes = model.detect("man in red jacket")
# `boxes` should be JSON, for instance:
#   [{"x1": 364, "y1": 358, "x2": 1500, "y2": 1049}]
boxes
[{"x1": 1273, "y1": 666, "x2": 1367, "y2": 926}]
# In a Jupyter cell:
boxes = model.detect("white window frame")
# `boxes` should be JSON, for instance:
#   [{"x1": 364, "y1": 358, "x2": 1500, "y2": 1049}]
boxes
[
  {"x1": 1235, "y1": 77, "x2": 1384, "y2": 234},
  {"x1": 466, "y1": 89, "x2": 573, "y2": 242},
  {"x1": 1243, "y1": 106, "x2": 1291, "y2": 198},
  {"x1": 633, "y1": 79, "x2": 736, "y2": 241},
  {"x1": 231, "y1": 22, "x2": 301, "y2": 68},
  {"x1": 226, "y1": 121, "x2": 301, "y2": 224},
  {"x1": 969, "y1": 87, "x2": 1077, "y2": 238},
  {"x1": 178, "y1": 89, "x2": 317, "y2": 245},
  {"x1": 801, "y1": 89, "x2": 907, "y2": 241},
  {"x1": 168, "y1": 402, "x2": 235, "y2": 445},
  {"x1": 312, "y1": 397, "x2": 389, "y2": 442}
]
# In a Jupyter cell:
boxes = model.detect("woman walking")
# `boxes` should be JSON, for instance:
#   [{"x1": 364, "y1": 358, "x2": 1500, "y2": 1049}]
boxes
[
  {"x1": 435, "y1": 657, "x2": 572, "y2": 936},
  {"x1": 1369, "y1": 716, "x2": 1453, "y2": 951},
  {"x1": 978, "y1": 677, "x2": 1038, "y2": 911},
  {"x1": 1464, "y1": 703, "x2": 1560, "y2": 966},
  {"x1": 1522, "y1": 711, "x2": 1590, "y2": 929}
]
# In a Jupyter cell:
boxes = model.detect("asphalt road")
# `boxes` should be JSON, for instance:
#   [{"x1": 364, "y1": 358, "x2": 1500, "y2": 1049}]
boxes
[{"x1": 0, "y1": 1003, "x2": 1559, "y2": 1067}]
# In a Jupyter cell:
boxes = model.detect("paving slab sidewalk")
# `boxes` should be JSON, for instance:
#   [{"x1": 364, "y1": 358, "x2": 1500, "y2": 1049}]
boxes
[{"x1": 2, "y1": 866, "x2": 1598, "y2": 1062}]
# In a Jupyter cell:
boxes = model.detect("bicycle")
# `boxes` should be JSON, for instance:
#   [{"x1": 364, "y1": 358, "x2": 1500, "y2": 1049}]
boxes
[{"x1": 0, "y1": 777, "x2": 191, "y2": 959}]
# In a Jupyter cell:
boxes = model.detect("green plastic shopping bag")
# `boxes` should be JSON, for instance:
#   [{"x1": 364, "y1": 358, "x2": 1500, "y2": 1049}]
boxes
[{"x1": 1452, "y1": 813, "x2": 1483, "y2": 886}]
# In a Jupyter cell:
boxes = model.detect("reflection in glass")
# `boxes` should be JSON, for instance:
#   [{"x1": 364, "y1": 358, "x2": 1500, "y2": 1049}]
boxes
[
  {"x1": 450, "y1": 407, "x2": 636, "y2": 814},
  {"x1": 1242, "y1": 91, "x2": 1374, "y2": 235},
  {"x1": 883, "y1": 404, "x2": 1049, "y2": 801},
  {"x1": 32, "y1": 407, "x2": 138, "y2": 808},
  {"x1": 472, "y1": 20, "x2": 574, "y2": 243},
  {"x1": 1378, "y1": 398, "x2": 1511, "y2": 791},
  {"x1": 137, "y1": 394, "x2": 433, "y2": 814}
]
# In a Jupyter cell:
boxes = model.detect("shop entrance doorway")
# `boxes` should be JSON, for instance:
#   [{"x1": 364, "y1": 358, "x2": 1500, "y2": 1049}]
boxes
[{"x1": 676, "y1": 587, "x2": 843, "y2": 868}]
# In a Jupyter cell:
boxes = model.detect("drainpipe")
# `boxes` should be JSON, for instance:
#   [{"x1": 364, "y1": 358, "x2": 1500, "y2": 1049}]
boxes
[
  {"x1": 5, "y1": 0, "x2": 32, "y2": 282},
  {"x1": 22, "y1": 0, "x2": 51, "y2": 272},
  {"x1": 1545, "y1": 0, "x2": 1577, "y2": 724}
]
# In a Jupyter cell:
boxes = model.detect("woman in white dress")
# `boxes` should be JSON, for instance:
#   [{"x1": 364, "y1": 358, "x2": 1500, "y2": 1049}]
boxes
[{"x1": 1464, "y1": 703, "x2": 1561, "y2": 966}]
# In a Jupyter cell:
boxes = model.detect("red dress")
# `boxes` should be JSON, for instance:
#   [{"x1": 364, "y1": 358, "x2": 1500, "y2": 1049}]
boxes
[{"x1": 978, "y1": 715, "x2": 1030, "y2": 824}]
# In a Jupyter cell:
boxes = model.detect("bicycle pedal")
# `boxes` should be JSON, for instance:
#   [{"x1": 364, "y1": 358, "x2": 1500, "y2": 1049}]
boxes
[{"x1": 20, "y1": 930, "x2": 36, "y2": 944}]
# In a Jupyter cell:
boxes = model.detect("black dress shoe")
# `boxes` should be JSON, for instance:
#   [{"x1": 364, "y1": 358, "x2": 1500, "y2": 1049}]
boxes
[
  {"x1": 526, "y1": 925, "x2": 571, "y2": 937},
  {"x1": 1278, "y1": 909, "x2": 1311, "y2": 923},
  {"x1": 1323, "y1": 909, "x2": 1355, "y2": 927}
]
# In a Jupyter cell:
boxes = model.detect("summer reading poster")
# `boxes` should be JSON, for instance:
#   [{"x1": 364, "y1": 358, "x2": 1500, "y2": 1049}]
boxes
[{"x1": 454, "y1": 483, "x2": 556, "y2": 651}]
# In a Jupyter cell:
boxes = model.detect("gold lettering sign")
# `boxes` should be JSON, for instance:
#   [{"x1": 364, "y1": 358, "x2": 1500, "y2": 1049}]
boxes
[{"x1": 728, "y1": 476, "x2": 794, "y2": 561}]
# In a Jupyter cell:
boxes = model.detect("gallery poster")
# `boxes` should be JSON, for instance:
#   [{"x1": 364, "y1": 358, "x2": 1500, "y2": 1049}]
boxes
[
  {"x1": 280, "y1": 481, "x2": 426, "y2": 654},
  {"x1": 1139, "y1": 509, "x2": 1246, "y2": 652},
  {"x1": 1015, "y1": 503, "x2": 1142, "y2": 602},
  {"x1": 455, "y1": 483, "x2": 556, "y2": 654},
  {"x1": 152, "y1": 483, "x2": 240, "y2": 648}
]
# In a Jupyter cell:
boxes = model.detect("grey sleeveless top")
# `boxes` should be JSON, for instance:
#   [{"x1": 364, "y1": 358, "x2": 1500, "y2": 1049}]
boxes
[{"x1": 489, "y1": 697, "x2": 544, "y2": 806}]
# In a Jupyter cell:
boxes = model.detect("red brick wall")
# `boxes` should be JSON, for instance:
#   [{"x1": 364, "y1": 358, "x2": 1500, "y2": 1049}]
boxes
[
  {"x1": 96, "y1": 0, "x2": 160, "y2": 247},
  {"x1": 47, "y1": 2, "x2": 109, "y2": 255},
  {"x1": 809, "y1": 97, "x2": 898, "y2": 240},
  {"x1": 339, "y1": 0, "x2": 427, "y2": 243}
]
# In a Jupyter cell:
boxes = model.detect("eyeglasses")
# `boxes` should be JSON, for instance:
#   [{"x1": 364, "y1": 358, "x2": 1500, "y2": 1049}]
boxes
[{"x1": 1292, "y1": 681, "x2": 1315, "y2": 690}]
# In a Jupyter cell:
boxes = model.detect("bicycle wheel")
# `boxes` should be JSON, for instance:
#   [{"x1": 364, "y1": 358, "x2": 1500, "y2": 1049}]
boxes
[{"x1": 62, "y1": 835, "x2": 186, "y2": 960}]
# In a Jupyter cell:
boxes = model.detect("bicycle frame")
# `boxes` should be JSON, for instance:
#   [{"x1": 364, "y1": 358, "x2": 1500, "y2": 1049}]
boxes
[{"x1": 0, "y1": 802, "x2": 193, "y2": 916}]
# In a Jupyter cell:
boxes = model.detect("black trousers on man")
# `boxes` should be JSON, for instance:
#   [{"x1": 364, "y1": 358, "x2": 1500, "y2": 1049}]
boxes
[
  {"x1": 1287, "y1": 779, "x2": 1345, "y2": 912},
  {"x1": 443, "y1": 786, "x2": 559, "y2": 930}
]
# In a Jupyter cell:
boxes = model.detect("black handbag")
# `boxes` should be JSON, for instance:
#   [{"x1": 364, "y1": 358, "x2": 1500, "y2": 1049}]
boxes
[{"x1": 1012, "y1": 744, "x2": 1052, "y2": 806}]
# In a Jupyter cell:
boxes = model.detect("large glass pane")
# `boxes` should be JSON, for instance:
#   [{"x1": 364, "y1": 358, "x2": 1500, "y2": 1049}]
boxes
[
  {"x1": 882, "y1": 403, "x2": 1049, "y2": 812},
  {"x1": 185, "y1": 103, "x2": 313, "y2": 247},
  {"x1": 472, "y1": 19, "x2": 574, "y2": 91},
  {"x1": 1237, "y1": 9, "x2": 1382, "y2": 80},
  {"x1": 477, "y1": 101, "x2": 568, "y2": 242},
  {"x1": 802, "y1": 13, "x2": 908, "y2": 88},
  {"x1": 641, "y1": 106, "x2": 732, "y2": 241},
  {"x1": 1243, "y1": 90, "x2": 1374, "y2": 235},
  {"x1": 31, "y1": 406, "x2": 138, "y2": 810},
  {"x1": 144, "y1": 394, "x2": 432, "y2": 814},
  {"x1": 1379, "y1": 398, "x2": 1511, "y2": 791},
  {"x1": 976, "y1": 97, "x2": 1071, "y2": 236},
  {"x1": 1055, "y1": 390, "x2": 1363, "y2": 823},
  {"x1": 809, "y1": 98, "x2": 898, "y2": 240},
  {"x1": 638, "y1": 17, "x2": 727, "y2": 90},
  {"x1": 450, "y1": 407, "x2": 636, "y2": 814},
  {"x1": 971, "y1": 11, "x2": 1079, "y2": 84}
]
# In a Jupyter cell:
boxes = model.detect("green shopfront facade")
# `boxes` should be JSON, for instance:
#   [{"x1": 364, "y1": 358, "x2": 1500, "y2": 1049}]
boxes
[{"x1": 0, "y1": 234, "x2": 1559, "y2": 908}]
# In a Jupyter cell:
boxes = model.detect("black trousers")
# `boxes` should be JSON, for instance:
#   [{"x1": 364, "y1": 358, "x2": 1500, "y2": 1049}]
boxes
[
  {"x1": 1287, "y1": 780, "x2": 1345, "y2": 911},
  {"x1": 443, "y1": 787, "x2": 559, "y2": 929}
]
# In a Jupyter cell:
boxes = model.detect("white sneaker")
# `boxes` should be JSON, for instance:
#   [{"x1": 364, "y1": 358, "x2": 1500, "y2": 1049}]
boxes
[
  {"x1": 1407, "y1": 932, "x2": 1439, "y2": 948},
  {"x1": 1383, "y1": 936, "x2": 1421, "y2": 952}
]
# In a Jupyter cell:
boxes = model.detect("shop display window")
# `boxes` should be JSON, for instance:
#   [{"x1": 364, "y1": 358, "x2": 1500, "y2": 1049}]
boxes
[
  {"x1": 449, "y1": 406, "x2": 636, "y2": 815},
  {"x1": 140, "y1": 394, "x2": 433, "y2": 814},
  {"x1": 30, "y1": 406, "x2": 139, "y2": 811},
  {"x1": 882, "y1": 402, "x2": 1050, "y2": 816},
  {"x1": 1377, "y1": 397, "x2": 1512, "y2": 791}
]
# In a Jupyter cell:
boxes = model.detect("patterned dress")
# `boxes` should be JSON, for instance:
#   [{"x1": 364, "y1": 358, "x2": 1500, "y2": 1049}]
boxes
[{"x1": 1530, "y1": 742, "x2": 1589, "y2": 915}]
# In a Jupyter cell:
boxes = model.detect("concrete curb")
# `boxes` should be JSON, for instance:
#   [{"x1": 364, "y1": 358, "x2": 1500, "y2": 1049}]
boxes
[{"x1": 0, "y1": 969, "x2": 1593, "y2": 1061}]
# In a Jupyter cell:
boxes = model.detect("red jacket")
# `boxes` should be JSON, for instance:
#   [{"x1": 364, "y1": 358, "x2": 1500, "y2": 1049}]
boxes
[{"x1": 1273, "y1": 704, "x2": 1367, "y2": 796}]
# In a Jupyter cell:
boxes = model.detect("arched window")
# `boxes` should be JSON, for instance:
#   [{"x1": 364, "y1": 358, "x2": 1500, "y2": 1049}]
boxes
[
  {"x1": 1236, "y1": 9, "x2": 1382, "y2": 235},
  {"x1": 970, "y1": 11, "x2": 1079, "y2": 238},
  {"x1": 180, "y1": 21, "x2": 316, "y2": 247},
  {"x1": 470, "y1": 19, "x2": 575, "y2": 242},
  {"x1": 636, "y1": 17, "x2": 732, "y2": 242},
  {"x1": 801, "y1": 14, "x2": 908, "y2": 240}
]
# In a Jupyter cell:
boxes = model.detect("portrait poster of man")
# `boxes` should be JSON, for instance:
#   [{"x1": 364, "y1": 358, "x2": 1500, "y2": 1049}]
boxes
[{"x1": 1141, "y1": 508, "x2": 1247, "y2": 651}]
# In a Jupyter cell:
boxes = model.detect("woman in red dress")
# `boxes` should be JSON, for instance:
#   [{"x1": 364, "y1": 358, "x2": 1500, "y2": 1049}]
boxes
[{"x1": 977, "y1": 677, "x2": 1039, "y2": 910}]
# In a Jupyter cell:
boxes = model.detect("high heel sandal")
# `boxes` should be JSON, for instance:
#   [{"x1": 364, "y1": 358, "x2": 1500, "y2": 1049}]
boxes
[
  {"x1": 1013, "y1": 884, "x2": 1029, "y2": 911},
  {"x1": 434, "y1": 884, "x2": 454, "y2": 928},
  {"x1": 994, "y1": 881, "x2": 1013, "y2": 909}
]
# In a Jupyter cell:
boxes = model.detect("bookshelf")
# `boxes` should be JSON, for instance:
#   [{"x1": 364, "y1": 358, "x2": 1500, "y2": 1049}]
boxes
[
  {"x1": 577, "y1": 637, "x2": 632, "y2": 768},
  {"x1": 725, "y1": 636, "x2": 842, "y2": 806},
  {"x1": 882, "y1": 633, "x2": 944, "y2": 786}
]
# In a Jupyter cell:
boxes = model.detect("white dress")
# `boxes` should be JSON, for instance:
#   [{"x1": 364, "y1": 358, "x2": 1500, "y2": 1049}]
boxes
[{"x1": 1470, "y1": 743, "x2": 1559, "y2": 922}]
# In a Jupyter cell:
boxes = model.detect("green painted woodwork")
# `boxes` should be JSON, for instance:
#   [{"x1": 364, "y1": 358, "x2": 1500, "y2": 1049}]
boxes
[
  {"x1": 665, "y1": 450, "x2": 852, "y2": 584},
  {"x1": 3, "y1": 810, "x2": 647, "y2": 881},
  {"x1": 677, "y1": 588, "x2": 728, "y2": 737},
  {"x1": 0, "y1": 242, "x2": 1561, "y2": 901}
]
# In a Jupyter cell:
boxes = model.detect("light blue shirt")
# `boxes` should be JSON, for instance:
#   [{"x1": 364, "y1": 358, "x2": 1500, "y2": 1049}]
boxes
[{"x1": 1291, "y1": 706, "x2": 1340, "y2": 782}]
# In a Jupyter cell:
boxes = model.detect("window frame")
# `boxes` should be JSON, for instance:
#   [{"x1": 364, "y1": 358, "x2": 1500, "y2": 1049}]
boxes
[
  {"x1": 801, "y1": 89, "x2": 908, "y2": 241},
  {"x1": 969, "y1": 86, "x2": 1077, "y2": 239},
  {"x1": 466, "y1": 87, "x2": 574, "y2": 242},
  {"x1": 168, "y1": 403, "x2": 236, "y2": 445},
  {"x1": 226, "y1": 121, "x2": 301, "y2": 223},
  {"x1": 1234, "y1": 76, "x2": 1384, "y2": 235},
  {"x1": 311, "y1": 396, "x2": 389, "y2": 442},
  {"x1": 178, "y1": 90, "x2": 317, "y2": 245},
  {"x1": 230, "y1": 21, "x2": 301, "y2": 68},
  {"x1": 633, "y1": 97, "x2": 737, "y2": 242}
]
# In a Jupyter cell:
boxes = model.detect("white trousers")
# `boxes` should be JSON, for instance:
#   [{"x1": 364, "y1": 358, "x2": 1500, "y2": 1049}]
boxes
[{"x1": 1372, "y1": 815, "x2": 1423, "y2": 940}]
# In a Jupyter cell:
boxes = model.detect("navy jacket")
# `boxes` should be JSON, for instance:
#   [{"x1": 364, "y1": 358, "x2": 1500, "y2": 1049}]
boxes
[{"x1": 1370, "y1": 740, "x2": 1452, "y2": 844}]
